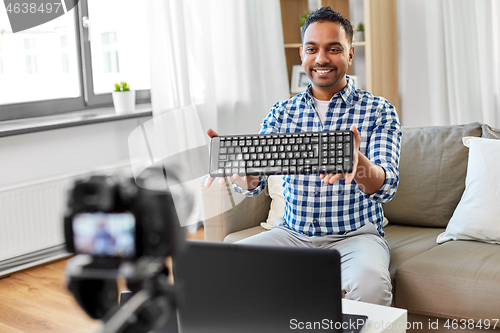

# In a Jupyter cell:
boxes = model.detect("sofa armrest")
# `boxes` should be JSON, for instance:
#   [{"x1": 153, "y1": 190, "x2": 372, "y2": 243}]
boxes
[{"x1": 200, "y1": 175, "x2": 272, "y2": 241}]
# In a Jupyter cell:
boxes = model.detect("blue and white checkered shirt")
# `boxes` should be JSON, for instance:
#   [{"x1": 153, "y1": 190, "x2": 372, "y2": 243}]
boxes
[{"x1": 233, "y1": 76, "x2": 401, "y2": 236}]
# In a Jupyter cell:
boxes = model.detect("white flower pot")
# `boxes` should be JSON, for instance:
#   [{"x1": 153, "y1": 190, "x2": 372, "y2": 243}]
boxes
[
  {"x1": 355, "y1": 31, "x2": 364, "y2": 42},
  {"x1": 112, "y1": 90, "x2": 136, "y2": 115}
]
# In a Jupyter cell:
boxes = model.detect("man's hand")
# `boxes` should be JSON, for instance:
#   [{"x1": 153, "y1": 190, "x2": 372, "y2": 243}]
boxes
[
  {"x1": 320, "y1": 125, "x2": 361, "y2": 185},
  {"x1": 204, "y1": 129, "x2": 260, "y2": 190}
]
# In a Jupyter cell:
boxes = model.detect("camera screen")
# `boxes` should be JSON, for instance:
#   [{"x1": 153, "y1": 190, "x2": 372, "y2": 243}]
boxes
[{"x1": 72, "y1": 212, "x2": 136, "y2": 258}]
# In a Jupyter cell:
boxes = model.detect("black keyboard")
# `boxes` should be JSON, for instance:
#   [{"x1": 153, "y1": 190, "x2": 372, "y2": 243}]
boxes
[{"x1": 209, "y1": 131, "x2": 354, "y2": 177}]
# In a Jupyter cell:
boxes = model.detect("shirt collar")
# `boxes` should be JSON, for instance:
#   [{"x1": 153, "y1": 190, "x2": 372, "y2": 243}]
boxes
[{"x1": 305, "y1": 75, "x2": 356, "y2": 106}]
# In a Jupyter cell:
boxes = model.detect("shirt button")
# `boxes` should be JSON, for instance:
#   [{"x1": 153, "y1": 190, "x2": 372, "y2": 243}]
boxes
[
  {"x1": 315, "y1": 191, "x2": 319, "y2": 196},
  {"x1": 313, "y1": 219, "x2": 318, "y2": 224}
]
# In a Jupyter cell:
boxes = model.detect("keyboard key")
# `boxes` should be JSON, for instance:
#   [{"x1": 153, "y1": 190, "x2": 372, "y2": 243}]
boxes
[
  {"x1": 344, "y1": 143, "x2": 351, "y2": 156},
  {"x1": 247, "y1": 166, "x2": 282, "y2": 175},
  {"x1": 305, "y1": 158, "x2": 319, "y2": 165}
]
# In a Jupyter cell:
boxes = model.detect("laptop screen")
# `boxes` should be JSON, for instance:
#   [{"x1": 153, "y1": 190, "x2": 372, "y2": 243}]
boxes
[{"x1": 172, "y1": 241, "x2": 342, "y2": 333}]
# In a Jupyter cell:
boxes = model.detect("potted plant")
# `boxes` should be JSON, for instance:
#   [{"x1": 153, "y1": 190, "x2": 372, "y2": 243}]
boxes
[
  {"x1": 356, "y1": 22, "x2": 365, "y2": 42},
  {"x1": 112, "y1": 81, "x2": 135, "y2": 115},
  {"x1": 299, "y1": 12, "x2": 309, "y2": 36}
]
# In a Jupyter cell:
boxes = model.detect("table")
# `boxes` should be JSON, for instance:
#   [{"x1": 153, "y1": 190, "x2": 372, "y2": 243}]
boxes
[{"x1": 343, "y1": 299, "x2": 408, "y2": 333}]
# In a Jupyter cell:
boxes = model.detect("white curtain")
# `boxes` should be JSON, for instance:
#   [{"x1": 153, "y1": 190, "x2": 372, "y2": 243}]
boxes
[
  {"x1": 144, "y1": 0, "x2": 289, "y2": 134},
  {"x1": 141, "y1": 0, "x2": 289, "y2": 230},
  {"x1": 399, "y1": 0, "x2": 500, "y2": 128},
  {"x1": 425, "y1": 0, "x2": 500, "y2": 127}
]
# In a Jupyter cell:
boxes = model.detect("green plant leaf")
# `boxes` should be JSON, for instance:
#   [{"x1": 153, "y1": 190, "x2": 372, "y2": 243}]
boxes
[
  {"x1": 121, "y1": 81, "x2": 130, "y2": 91},
  {"x1": 299, "y1": 12, "x2": 309, "y2": 27}
]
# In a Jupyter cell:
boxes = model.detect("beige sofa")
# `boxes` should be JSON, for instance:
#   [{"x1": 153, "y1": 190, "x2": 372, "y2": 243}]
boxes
[{"x1": 201, "y1": 122, "x2": 500, "y2": 332}]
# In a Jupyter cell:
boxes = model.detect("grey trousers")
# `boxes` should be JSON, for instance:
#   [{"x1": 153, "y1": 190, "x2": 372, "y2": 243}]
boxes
[{"x1": 237, "y1": 219, "x2": 393, "y2": 306}]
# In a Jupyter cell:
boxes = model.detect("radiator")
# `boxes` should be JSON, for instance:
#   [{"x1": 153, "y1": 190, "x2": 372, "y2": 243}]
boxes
[{"x1": 0, "y1": 164, "x2": 130, "y2": 264}]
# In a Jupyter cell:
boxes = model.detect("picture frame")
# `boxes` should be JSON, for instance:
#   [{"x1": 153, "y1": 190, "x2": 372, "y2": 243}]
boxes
[{"x1": 290, "y1": 65, "x2": 310, "y2": 93}]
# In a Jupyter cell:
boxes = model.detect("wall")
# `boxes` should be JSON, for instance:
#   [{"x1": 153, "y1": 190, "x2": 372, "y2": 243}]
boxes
[
  {"x1": 0, "y1": 116, "x2": 151, "y2": 266},
  {"x1": 0, "y1": 116, "x2": 151, "y2": 189}
]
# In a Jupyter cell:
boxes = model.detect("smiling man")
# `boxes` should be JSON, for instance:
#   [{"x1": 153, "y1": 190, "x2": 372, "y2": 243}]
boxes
[
  {"x1": 300, "y1": 15, "x2": 353, "y2": 101},
  {"x1": 205, "y1": 7, "x2": 401, "y2": 306}
]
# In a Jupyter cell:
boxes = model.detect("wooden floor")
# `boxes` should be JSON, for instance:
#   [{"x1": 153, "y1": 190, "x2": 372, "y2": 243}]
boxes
[{"x1": 0, "y1": 227, "x2": 205, "y2": 333}]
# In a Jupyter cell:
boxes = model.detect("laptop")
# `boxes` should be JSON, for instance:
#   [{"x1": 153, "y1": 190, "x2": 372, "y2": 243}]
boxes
[{"x1": 167, "y1": 240, "x2": 367, "y2": 333}]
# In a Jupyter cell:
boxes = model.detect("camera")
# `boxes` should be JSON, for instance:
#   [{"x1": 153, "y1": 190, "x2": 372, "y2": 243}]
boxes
[
  {"x1": 64, "y1": 168, "x2": 189, "y2": 333},
  {"x1": 64, "y1": 173, "x2": 180, "y2": 259}
]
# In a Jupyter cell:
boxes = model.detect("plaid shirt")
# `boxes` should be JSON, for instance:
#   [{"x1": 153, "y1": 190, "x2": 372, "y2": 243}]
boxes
[{"x1": 233, "y1": 76, "x2": 401, "y2": 236}]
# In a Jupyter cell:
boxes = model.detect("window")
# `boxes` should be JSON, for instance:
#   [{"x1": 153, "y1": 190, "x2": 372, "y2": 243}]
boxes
[
  {"x1": 0, "y1": 46, "x2": 3, "y2": 75},
  {"x1": 24, "y1": 38, "x2": 38, "y2": 74},
  {"x1": 101, "y1": 32, "x2": 119, "y2": 74},
  {"x1": 60, "y1": 36, "x2": 70, "y2": 74},
  {"x1": 0, "y1": 0, "x2": 151, "y2": 121},
  {"x1": 86, "y1": 0, "x2": 151, "y2": 97}
]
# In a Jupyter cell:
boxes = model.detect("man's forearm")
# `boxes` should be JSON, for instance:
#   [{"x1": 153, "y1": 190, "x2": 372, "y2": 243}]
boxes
[{"x1": 354, "y1": 153, "x2": 386, "y2": 195}]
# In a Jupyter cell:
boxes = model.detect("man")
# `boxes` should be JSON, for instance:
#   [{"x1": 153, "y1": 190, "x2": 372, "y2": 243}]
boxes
[{"x1": 205, "y1": 7, "x2": 401, "y2": 306}]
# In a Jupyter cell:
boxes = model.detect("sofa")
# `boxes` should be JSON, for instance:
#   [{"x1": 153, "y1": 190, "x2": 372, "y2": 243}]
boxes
[{"x1": 200, "y1": 122, "x2": 500, "y2": 332}]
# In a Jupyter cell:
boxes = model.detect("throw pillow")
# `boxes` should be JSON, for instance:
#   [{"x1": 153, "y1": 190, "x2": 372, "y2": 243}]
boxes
[
  {"x1": 481, "y1": 124, "x2": 500, "y2": 139},
  {"x1": 260, "y1": 176, "x2": 285, "y2": 229},
  {"x1": 382, "y1": 123, "x2": 482, "y2": 227},
  {"x1": 437, "y1": 138, "x2": 500, "y2": 244}
]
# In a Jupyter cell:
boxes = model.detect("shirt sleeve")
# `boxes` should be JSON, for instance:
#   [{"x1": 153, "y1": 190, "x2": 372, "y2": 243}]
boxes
[
  {"x1": 231, "y1": 101, "x2": 283, "y2": 197},
  {"x1": 359, "y1": 100, "x2": 402, "y2": 203}
]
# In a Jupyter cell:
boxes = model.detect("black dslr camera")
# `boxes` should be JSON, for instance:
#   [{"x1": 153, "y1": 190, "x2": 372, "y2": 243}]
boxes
[
  {"x1": 64, "y1": 174, "x2": 179, "y2": 260},
  {"x1": 64, "y1": 168, "x2": 188, "y2": 333}
]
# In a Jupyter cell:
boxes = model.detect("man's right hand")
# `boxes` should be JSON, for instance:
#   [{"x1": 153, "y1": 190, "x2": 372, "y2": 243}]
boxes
[{"x1": 204, "y1": 129, "x2": 260, "y2": 190}]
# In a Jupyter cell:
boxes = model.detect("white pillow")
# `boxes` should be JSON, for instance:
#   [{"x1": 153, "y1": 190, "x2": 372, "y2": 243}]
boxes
[
  {"x1": 437, "y1": 138, "x2": 500, "y2": 244},
  {"x1": 260, "y1": 176, "x2": 285, "y2": 230}
]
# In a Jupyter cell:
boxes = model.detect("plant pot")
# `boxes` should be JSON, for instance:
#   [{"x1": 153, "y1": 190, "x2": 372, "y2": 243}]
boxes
[
  {"x1": 355, "y1": 31, "x2": 364, "y2": 42},
  {"x1": 112, "y1": 90, "x2": 136, "y2": 115}
]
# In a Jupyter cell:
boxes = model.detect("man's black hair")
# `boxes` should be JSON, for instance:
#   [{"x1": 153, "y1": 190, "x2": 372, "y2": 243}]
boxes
[{"x1": 301, "y1": 6, "x2": 354, "y2": 45}]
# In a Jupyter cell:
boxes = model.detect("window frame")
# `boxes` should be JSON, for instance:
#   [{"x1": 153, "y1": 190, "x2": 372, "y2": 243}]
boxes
[{"x1": 0, "y1": 0, "x2": 151, "y2": 122}]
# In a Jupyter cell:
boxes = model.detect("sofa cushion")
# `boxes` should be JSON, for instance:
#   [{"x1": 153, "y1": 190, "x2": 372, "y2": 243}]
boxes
[
  {"x1": 481, "y1": 124, "x2": 500, "y2": 139},
  {"x1": 382, "y1": 122, "x2": 482, "y2": 228},
  {"x1": 437, "y1": 137, "x2": 500, "y2": 244},
  {"x1": 201, "y1": 175, "x2": 271, "y2": 242},
  {"x1": 262, "y1": 176, "x2": 285, "y2": 229},
  {"x1": 395, "y1": 240, "x2": 500, "y2": 321},
  {"x1": 384, "y1": 224, "x2": 445, "y2": 280},
  {"x1": 224, "y1": 226, "x2": 268, "y2": 243}
]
